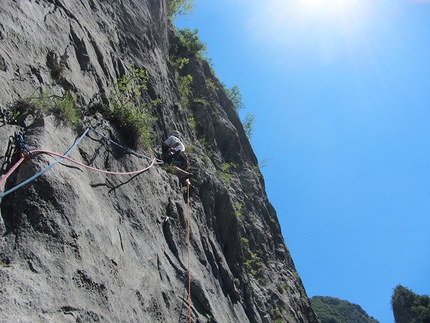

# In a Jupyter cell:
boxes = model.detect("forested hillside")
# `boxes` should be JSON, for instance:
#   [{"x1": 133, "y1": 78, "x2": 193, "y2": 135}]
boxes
[{"x1": 311, "y1": 296, "x2": 379, "y2": 323}]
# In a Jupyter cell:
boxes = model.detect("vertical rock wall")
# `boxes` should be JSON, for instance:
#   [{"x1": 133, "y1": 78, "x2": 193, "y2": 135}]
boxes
[{"x1": 0, "y1": 1, "x2": 318, "y2": 322}]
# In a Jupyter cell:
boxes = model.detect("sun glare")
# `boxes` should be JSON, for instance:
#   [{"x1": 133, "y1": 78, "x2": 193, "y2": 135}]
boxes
[
  {"x1": 298, "y1": 0, "x2": 360, "y2": 17},
  {"x1": 246, "y1": 0, "x2": 372, "y2": 67}
]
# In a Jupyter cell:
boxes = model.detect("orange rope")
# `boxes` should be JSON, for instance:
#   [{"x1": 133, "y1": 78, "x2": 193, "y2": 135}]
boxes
[{"x1": 187, "y1": 185, "x2": 192, "y2": 323}]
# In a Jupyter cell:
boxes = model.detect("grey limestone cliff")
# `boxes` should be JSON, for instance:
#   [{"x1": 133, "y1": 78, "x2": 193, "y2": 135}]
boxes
[{"x1": 0, "y1": 1, "x2": 318, "y2": 322}]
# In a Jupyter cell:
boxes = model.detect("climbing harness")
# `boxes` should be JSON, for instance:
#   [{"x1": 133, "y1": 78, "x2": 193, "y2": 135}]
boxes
[{"x1": 0, "y1": 127, "x2": 159, "y2": 198}]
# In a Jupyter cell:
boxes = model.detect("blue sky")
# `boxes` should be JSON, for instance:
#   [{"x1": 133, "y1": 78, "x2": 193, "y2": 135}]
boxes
[{"x1": 175, "y1": 1, "x2": 430, "y2": 322}]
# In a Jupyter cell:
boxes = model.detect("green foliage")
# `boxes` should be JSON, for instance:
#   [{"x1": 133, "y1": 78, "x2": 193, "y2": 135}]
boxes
[
  {"x1": 240, "y1": 236, "x2": 249, "y2": 248},
  {"x1": 206, "y1": 79, "x2": 218, "y2": 92},
  {"x1": 188, "y1": 115, "x2": 196, "y2": 131},
  {"x1": 4, "y1": 100, "x2": 31, "y2": 125},
  {"x1": 17, "y1": 91, "x2": 81, "y2": 127},
  {"x1": 176, "y1": 73, "x2": 193, "y2": 107},
  {"x1": 185, "y1": 145, "x2": 194, "y2": 154},
  {"x1": 199, "y1": 137, "x2": 213, "y2": 159},
  {"x1": 391, "y1": 285, "x2": 430, "y2": 323},
  {"x1": 199, "y1": 137, "x2": 208, "y2": 148},
  {"x1": 224, "y1": 84, "x2": 257, "y2": 142},
  {"x1": 235, "y1": 203, "x2": 243, "y2": 218},
  {"x1": 200, "y1": 155, "x2": 209, "y2": 166},
  {"x1": 225, "y1": 84, "x2": 245, "y2": 111},
  {"x1": 243, "y1": 112, "x2": 255, "y2": 141},
  {"x1": 173, "y1": 57, "x2": 189, "y2": 70},
  {"x1": 52, "y1": 92, "x2": 80, "y2": 126},
  {"x1": 252, "y1": 158, "x2": 272, "y2": 178},
  {"x1": 269, "y1": 307, "x2": 295, "y2": 323},
  {"x1": 105, "y1": 67, "x2": 159, "y2": 150},
  {"x1": 311, "y1": 296, "x2": 379, "y2": 323},
  {"x1": 233, "y1": 278, "x2": 241, "y2": 287},
  {"x1": 167, "y1": 0, "x2": 195, "y2": 20},
  {"x1": 220, "y1": 162, "x2": 236, "y2": 173},
  {"x1": 219, "y1": 172, "x2": 232, "y2": 186},
  {"x1": 244, "y1": 253, "x2": 262, "y2": 278},
  {"x1": 177, "y1": 28, "x2": 207, "y2": 58},
  {"x1": 217, "y1": 162, "x2": 236, "y2": 186}
]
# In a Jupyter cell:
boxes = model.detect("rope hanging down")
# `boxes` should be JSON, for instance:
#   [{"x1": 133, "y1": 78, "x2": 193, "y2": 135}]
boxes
[
  {"x1": 0, "y1": 127, "x2": 158, "y2": 198},
  {"x1": 187, "y1": 185, "x2": 192, "y2": 323}
]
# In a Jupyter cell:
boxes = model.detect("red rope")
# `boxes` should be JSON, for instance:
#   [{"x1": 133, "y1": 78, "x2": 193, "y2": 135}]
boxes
[
  {"x1": 0, "y1": 155, "x2": 26, "y2": 187},
  {"x1": 30, "y1": 150, "x2": 155, "y2": 175},
  {"x1": 187, "y1": 185, "x2": 192, "y2": 323}
]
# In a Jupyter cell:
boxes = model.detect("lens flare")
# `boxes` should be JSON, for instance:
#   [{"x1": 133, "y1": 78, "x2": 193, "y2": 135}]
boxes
[{"x1": 245, "y1": 0, "x2": 374, "y2": 68}]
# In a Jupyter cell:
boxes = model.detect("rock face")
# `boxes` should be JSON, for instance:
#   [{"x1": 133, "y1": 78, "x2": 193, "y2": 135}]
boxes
[
  {"x1": 391, "y1": 285, "x2": 430, "y2": 323},
  {"x1": 0, "y1": 1, "x2": 318, "y2": 322}
]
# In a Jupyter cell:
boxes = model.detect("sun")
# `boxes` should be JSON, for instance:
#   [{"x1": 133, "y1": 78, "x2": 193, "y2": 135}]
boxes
[
  {"x1": 246, "y1": 0, "x2": 373, "y2": 67},
  {"x1": 298, "y1": 0, "x2": 361, "y2": 18},
  {"x1": 259, "y1": 0, "x2": 368, "y2": 34}
]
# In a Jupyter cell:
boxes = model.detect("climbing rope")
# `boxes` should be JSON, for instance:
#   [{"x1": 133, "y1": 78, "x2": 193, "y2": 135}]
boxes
[
  {"x1": 88, "y1": 127, "x2": 162, "y2": 164},
  {"x1": 0, "y1": 127, "x2": 90, "y2": 198},
  {"x1": 187, "y1": 185, "x2": 192, "y2": 323},
  {"x1": 0, "y1": 154, "x2": 25, "y2": 187},
  {"x1": 30, "y1": 149, "x2": 155, "y2": 175},
  {"x1": 0, "y1": 126, "x2": 159, "y2": 198}
]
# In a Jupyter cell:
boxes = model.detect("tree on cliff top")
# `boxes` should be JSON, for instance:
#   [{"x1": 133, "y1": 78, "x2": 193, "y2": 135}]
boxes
[{"x1": 391, "y1": 285, "x2": 430, "y2": 323}]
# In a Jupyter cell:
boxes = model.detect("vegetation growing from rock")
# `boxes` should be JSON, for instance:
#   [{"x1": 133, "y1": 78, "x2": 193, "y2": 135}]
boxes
[
  {"x1": 177, "y1": 28, "x2": 208, "y2": 58},
  {"x1": 167, "y1": 0, "x2": 196, "y2": 20},
  {"x1": 243, "y1": 112, "x2": 255, "y2": 141},
  {"x1": 96, "y1": 67, "x2": 159, "y2": 149},
  {"x1": 391, "y1": 285, "x2": 430, "y2": 323},
  {"x1": 226, "y1": 84, "x2": 245, "y2": 112},
  {"x1": 8, "y1": 91, "x2": 81, "y2": 128},
  {"x1": 311, "y1": 296, "x2": 380, "y2": 323}
]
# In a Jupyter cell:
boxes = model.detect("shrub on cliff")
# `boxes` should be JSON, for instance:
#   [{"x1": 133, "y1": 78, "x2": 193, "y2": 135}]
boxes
[
  {"x1": 177, "y1": 28, "x2": 207, "y2": 58},
  {"x1": 167, "y1": 0, "x2": 195, "y2": 20}
]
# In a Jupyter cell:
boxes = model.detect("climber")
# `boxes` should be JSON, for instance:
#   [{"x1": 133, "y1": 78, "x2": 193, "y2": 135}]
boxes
[{"x1": 162, "y1": 130, "x2": 193, "y2": 189}]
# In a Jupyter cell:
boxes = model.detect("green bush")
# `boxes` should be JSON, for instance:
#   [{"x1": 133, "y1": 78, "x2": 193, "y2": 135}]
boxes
[
  {"x1": 244, "y1": 253, "x2": 262, "y2": 278},
  {"x1": 17, "y1": 91, "x2": 81, "y2": 127},
  {"x1": 106, "y1": 67, "x2": 159, "y2": 150},
  {"x1": 167, "y1": 0, "x2": 195, "y2": 20},
  {"x1": 225, "y1": 84, "x2": 245, "y2": 111},
  {"x1": 217, "y1": 162, "x2": 236, "y2": 186},
  {"x1": 178, "y1": 28, "x2": 207, "y2": 58},
  {"x1": 235, "y1": 203, "x2": 243, "y2": 218},
  {"x1": 243, "y1": 112, "x2": 255, "y2": 141},
  {"x1": 177, "y1": 73, "x2": 193, "y2": 107}
]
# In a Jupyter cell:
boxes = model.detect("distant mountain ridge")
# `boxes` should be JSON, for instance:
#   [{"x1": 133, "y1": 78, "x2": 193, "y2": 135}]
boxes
[{"x1": 311, "y1": 296, "x2": 379, "y2": 323}]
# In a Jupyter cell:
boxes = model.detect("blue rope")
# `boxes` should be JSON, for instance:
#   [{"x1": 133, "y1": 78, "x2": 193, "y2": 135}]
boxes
[
  {"x1": 0, "y1": 127, "x2": 90, "y2": 199},
  {"x1": 0, "y1": 125, "x2": 163, "y2": 199},
  {"x1": 89, "y1": 127, "x2": 163, "y2": 164}
]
